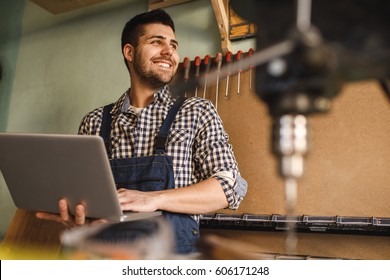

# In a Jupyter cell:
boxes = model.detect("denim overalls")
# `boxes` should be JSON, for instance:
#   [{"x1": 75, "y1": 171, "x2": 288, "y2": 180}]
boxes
[{"x1": 99, "y1": 96, "x2": 200, "y2": 254}]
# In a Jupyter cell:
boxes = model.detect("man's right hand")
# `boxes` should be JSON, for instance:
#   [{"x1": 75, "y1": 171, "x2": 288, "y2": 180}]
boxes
[{"x1": 35, "y1": 198, "x2": 108, "y2": 228}]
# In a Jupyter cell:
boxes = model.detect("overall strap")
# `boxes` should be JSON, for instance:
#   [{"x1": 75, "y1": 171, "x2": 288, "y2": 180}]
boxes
[
  {"x1": 155, "y1": 96, "x2": 186, "y2": 155},
  {"x1": 100, "y1": 103, "x2": 114, "y2": 156}
]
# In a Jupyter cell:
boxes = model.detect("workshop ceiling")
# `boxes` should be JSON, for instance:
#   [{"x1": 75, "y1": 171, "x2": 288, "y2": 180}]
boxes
[
  {"x1": 30, "y1": 0, "x2": 111, "y2": 14},
  {"x1": 29, "y1": 0, "x2": 195, "y2": 14}
]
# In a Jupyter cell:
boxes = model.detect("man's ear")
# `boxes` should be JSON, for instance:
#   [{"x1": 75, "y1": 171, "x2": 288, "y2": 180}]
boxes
[{"x1": 123, "y1": 44, "x2": 134, "y2": 63}]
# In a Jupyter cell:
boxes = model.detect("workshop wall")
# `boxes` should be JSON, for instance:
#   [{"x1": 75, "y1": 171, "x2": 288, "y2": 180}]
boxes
[
  {"x1": 0, "y1": 0, "x2": 26, "y2": 240},
  {"x1": 0, "y1": 0, "x2": 254, "y2": 238}
]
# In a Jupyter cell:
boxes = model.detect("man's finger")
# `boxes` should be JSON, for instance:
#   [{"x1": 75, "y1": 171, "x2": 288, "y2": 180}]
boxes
[
  {"x1": 59, "y1": 198, "x2": 70, "y2": 221},
  {"x1": 35, "y1": 212, "x2": 63, "y2": 223},
  {"x1": 74, "y1": 204, "x2": 86, "y2": 226}
]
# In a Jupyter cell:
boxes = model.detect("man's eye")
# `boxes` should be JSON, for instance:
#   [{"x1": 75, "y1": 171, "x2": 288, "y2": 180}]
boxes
[
  {"x1": 151, "y1": 40, "x2": 161, "y2": 45},
  {"x1": 171, "y1": 44, "x2": 178, "y2": 50}
]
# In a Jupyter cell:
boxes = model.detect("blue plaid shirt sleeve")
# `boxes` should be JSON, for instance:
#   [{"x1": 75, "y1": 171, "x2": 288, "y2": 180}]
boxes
[{"x1": 191, "y1": 99, "x2": 247, "y2": 209}]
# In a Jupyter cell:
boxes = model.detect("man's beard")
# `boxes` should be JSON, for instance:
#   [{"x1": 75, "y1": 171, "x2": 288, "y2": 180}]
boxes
[{"x1": 133, "y1": 49, "x2": 175, "y2": 89}]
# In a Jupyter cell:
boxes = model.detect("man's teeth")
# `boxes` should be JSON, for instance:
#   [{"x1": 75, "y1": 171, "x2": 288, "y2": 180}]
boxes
[{"x1": 155, "y1": 62, "x2": 171, "y2": 68}]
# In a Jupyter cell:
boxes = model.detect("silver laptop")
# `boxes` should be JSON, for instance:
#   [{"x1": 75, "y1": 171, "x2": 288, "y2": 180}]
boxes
[{"x1": 0, "y1": 133, "x2": 161, "y2": 223}]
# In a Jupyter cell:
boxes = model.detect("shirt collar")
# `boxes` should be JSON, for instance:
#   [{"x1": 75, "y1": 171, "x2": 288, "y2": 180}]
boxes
[{"x1": 110, "y1": 85, "x2": 173, "y2": 115}]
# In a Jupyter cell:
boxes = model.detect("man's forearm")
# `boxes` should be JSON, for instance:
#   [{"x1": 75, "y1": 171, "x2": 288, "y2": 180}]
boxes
[{"x1": 155, "y1": 177, "x2": 228, "y2": 214}]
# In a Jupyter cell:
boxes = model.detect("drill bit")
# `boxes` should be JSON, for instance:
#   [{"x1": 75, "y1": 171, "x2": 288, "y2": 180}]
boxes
[{"x1": 284, "y1": 177, "x2": 298, "y2": 254}]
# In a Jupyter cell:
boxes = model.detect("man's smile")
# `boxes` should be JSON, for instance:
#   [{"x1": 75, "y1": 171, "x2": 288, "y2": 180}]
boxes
[
  {"x1": 152, "y1": 59, "x2": 173, "y2": 69},
  {"x1": 154, "y1": 61, "x2": 171, "y2": 68}
]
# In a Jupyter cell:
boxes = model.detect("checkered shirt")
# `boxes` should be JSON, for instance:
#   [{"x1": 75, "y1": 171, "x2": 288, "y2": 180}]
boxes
[{"x1": 78, "y1": 86, "x2": 245, "y2": 217}]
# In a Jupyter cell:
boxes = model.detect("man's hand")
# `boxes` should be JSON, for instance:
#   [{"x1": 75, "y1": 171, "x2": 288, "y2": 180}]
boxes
[
  {"x1": 35, "y1": 198, "x2": 107, "y2": 228},
  {"x1": 117, "y1": 188, "x2": 160, "y2": 212}
]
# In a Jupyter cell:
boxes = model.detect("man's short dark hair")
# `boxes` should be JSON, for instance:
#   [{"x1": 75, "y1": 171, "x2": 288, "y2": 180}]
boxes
[{"x1": 121, "y1": 9, "x2": 175, "y2": 51}]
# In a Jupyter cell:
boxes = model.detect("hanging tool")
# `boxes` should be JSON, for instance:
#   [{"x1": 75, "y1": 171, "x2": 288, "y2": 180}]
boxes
[
  {"x1": 214, "y1": 53, "x2": 222, "y2": 110},
  {"x1": 194, "y1": 56, "x2": 201, "y2": 97},
  {"x1": 225, "y1": 51, "x2": 232, "y2": 98},
  {"x1": 248, "y1": 48, "x2": 254, "y2": 90},
  {"x1": 183, "y1": 57, "x2": 191, "y2": 97},
  {"x1": 202, "y1": 55, "x2": 211, "y2": 99},
  {"x1": 236, "y1": 50, "x2": 243, "y2": 95}
]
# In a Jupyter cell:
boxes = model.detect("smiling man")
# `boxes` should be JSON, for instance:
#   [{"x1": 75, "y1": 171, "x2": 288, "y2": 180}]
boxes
[{"x1": 37, "y1": 9, "x2": 247, "y2": 254}]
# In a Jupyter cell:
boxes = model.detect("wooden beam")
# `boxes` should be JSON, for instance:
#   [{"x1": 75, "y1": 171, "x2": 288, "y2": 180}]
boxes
[{"x1": 211, "y1": 0, "x2": 232, "y2": 53}]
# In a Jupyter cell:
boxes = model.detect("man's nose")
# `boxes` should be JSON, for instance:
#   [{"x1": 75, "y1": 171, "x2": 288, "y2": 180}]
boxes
[{"x1": 161, "y1": 43, "x2": 174, "y2": 55}]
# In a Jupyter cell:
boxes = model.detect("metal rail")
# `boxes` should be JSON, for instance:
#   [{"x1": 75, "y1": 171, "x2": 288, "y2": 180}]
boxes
[{"x1": 200, "y1": 213, "x2": 390, "y2": 236}]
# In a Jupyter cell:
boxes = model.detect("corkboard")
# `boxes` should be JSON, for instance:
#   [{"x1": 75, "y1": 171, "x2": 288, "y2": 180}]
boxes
[
  {"x1": 221, "y1": 77, "x2": 390, "y2": 218},
  {"x1": 176, "y1": 61, "x2": 390, "y2": 218}
]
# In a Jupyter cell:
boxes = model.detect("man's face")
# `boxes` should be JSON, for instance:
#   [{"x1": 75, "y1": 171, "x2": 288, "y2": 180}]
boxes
[{"x1": 131, "y1": 23, "x2": 179, "y2": 89}]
